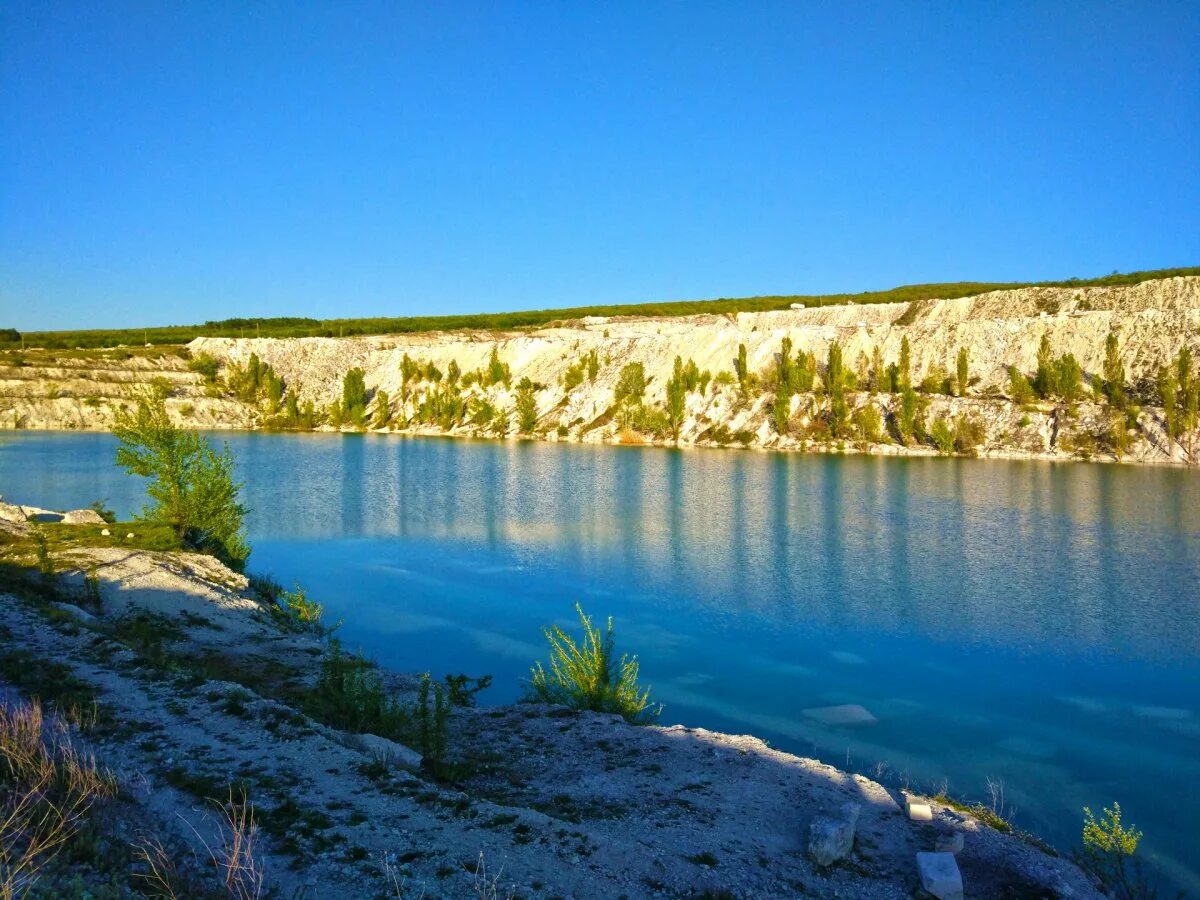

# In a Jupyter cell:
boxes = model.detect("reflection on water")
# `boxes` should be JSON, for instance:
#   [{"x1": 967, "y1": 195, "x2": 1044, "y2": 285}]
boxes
[
  {"x1": 2, "y1": 431, "x2": 1199, "y2": 890},
  {"x1": 216, "y1": 434, "x2": 1200, "y2": 658}
]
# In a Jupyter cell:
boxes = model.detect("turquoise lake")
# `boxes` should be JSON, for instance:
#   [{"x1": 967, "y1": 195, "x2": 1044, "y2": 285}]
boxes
[{"x1": 2, "y1": 431, "x2": 1198, "y2": 890}]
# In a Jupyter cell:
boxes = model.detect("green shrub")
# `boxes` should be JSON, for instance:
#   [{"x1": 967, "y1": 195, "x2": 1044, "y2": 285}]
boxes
[
  {"x1": 852, "y1": 404, "x2": 882, "y2": 443},
  {"x1": 930, "y1": 417, "x2": 955, "y2": 454},
  {"x1": 1076, "y1": 803, "x2": 1159, "y2": 899},
  {"x1": 272, "y1": 584, "x2": 333, "y2": 635},
  {"x1": 187, "y1": 352, "x2": 220, "y2": 383},
  {"x1": 526, "y1": 604, "x2": 660, "y2": 725},
  {"x1": 306, "y1": 642, "x2": 408, "y2": 740}
]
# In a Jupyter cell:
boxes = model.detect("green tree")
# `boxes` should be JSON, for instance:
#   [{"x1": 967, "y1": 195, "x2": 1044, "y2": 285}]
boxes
[
  {"x1": 1178, "y1": 346, "x2": 1198, "y2": 436},
  {"x1": 895, "y1": 386, "x2": 918, "y2": 444},
  {"x1": 665, "y1": 368, "x2": 687, "y2": 441},
  {"x1": 898, "y1": 336, "x2": 912, "y2": 392},
  {"x1": 613, "y1": 362, "x2": 646, "y2": 404},
  {"x1": 827, "y1": 342, "x2": 848, "y2": 437},
  {"x1": 1102, "y1": 332, "x2": 1126, "y2": 408},
  {"x1": 372, "y1": 389, "x2": 392, "y2": 429},
  {"x1": 1008, "y1": 366, "x2": 1035, "y2": 404},
  {"x1": 870, "y1": 347, "x2": 885, "y2": 393},
  {"x1": 1055, "y1": 353, "x2": 1084, "y2": 401},
  {"x1": 777, "y1": 337, "x2": 794, "y2": 390},
  {"x1": 486, "y1": 346, "x2": 511, "y2": 387},
  {"x1": 586, "y1": 349, "x2": 600, "y2": 382},
  {"x1": 1158, "y1": 365, "x2": 1179, "y2": 443},
  {"x1": 1034, "y1": 335, "x2": 1059, "y2": 398},
  {"x1": 342, "y1": 368, "x2": 368, "y2": 427},
  {"x1": 515, "y1": 377, "x2": 538, "y2": 433},
  {"x1": 113, "y1": 396, "x2": 249, "y2": 569},
  {"x1": 956, "y1": 347, "x2": 969, "y2": 397}
]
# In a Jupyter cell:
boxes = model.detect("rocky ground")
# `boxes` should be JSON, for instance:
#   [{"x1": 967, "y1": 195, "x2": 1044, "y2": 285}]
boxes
[
  {"x1": 2, "y1": 276, "x2": 1198, "y2": 466},
  {"x1": 0, "y1": 503, "x2": 1103, "y2": 898}
]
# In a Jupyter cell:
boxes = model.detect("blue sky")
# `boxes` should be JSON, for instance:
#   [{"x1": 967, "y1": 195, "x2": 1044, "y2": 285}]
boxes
[{"x1": 1, "y1": 2, "x2": 1197, "y2": 331}]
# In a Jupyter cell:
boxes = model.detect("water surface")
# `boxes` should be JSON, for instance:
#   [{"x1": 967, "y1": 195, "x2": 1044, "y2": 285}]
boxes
[{"x1": 3, "y1": 432, "x2": 1198, "y2": 890}]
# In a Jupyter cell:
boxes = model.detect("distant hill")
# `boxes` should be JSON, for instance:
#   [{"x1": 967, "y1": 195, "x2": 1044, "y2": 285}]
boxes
[{"x1": 5, "y1": 266, "x2": 1197, "y2": 350}]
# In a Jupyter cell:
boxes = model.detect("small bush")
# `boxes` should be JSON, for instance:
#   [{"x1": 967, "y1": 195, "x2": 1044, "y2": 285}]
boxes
[
  {"x1": 1076, "y1": 802, "x2": 1161, "y2": 899},
  {"x1": 305, "y1": 642, "x2": 408, "y2": 740},
  {"x1": 526, "y1": 604, "x2": 660, "y2": 725}
]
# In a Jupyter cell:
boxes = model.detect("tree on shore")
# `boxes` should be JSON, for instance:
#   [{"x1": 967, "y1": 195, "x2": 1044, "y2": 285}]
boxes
[
  {"x1": 956, "y1": 347, "x2": 969, "y2": 397},
  {"x1": 1102, "y1": 333, "x2": 1126, "y2": 408},
  {"x1": 113, "y1": 396, "x2": 249, "y2": 569}
]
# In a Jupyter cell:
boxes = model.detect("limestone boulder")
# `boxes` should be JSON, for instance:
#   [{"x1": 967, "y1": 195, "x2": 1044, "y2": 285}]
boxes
[{"x1": 807, "y1": 801, "x2": 861, "y2": 867}]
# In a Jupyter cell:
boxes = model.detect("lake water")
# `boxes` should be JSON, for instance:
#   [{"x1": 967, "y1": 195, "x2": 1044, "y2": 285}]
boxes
[{"x1": 3, "y1": 431, "x2": 1198, "y2": 891}]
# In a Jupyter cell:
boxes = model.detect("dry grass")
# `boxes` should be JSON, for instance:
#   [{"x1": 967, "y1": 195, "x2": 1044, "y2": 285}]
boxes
[{"x1": 0, "y1": 697, "x2": 117, "y2": 899}]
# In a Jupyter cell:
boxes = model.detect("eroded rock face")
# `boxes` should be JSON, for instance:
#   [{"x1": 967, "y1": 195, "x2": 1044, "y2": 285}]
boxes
[{"x1": 2, "y1": 276, "x2": 1198, "y2": 464}]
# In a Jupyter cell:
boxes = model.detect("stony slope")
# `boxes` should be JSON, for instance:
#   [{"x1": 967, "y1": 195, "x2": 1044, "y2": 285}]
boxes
[
  {"x1": 0, "y1": 505, "x2": 1102, "y2": 898},
  {"x1": 3, "y1": 276, "x2": 1199, "y2": 464}
]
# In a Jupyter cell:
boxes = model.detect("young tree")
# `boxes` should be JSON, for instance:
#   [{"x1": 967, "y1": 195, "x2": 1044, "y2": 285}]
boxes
[
  {"x1": 342, "y1": 368, "x2": 368, "y2": 427},
  {"x1": 827, "y1": 342, "x2": 848, "y2": 437},
  {"x1": 1056, "y1": 353, "x2": 1084, "y2": 402},
  {"x1": 1158, "y1": 365, "x2": 1179, "y2": 443},
  {"x1": 515, "y1": 377, "x2": 538, "y2": 433},
  {"x1": 1102, "y1": 332, "x2": 1126, "y2": 408},
  {"x1": 113, "y1": 396, "x2": 249, "y2": 569},
  {"x1": 870, "y1": 347, "x2": 885, "y2": 393},
  {"x1": 665, "y1": 369, "x2": 687, "y2": 441},
  {"x1": 487, "y1": 346, "x2": 511, "y2": 387},
  {"x1": 898, "y1": 337, "x2": 912, "y2": 392},
  {"x1": 735, "y1": 343, "x2": 749, "y2": 390},
  {"x1": 372, "y1": 389, "x2": 392, "y2": 429},
  {"x1": 777, "y1": 337, "x2": 794, "y2": 390},
  {"x1": 586, "y1": 349, "x2": 600, "y2": 383},
  {"x1": 1178, "y1": 347, "x2": 1198, "y2": 436},
  {"x1": 1008, "y1": 366, "x2": 1035, "y2": 404},
  {"x1": 956, "y1": 347, "x2": 969, "y2": 397},
  {"x1": 613, "y1": 362, "x2": 646, "y2": 404},
  {"x1": 1034, "y1": 335, "x2": 1059, "y2": 399}
]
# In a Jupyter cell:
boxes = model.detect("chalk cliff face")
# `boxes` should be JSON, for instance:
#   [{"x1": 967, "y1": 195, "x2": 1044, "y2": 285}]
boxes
[{"x1": 4, "y1": 276, "x2": 1200, "y2": 464}]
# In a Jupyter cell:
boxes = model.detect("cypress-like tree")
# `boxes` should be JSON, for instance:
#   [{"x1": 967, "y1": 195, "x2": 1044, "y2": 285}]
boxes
[
  {"x1": 956, "y1": 347, "x2": 969, "y2": 397},
  {"x1": 1103, "y1": 333, "x2": 1126, "y2": 408}
]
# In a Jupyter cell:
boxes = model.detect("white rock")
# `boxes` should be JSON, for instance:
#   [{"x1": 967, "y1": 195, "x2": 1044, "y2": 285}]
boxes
[
  {"x1": 916, "y1": 851, "x2": 963, "y2": 900},
  {"x1": 63, "y1": 509, "x2": 107, "y2": 524},
  {"x1": 934, "y1": 830, "x2": 964, "y2": 854},
  {"x1": 101, "y1": 528, "x2": 111, "y2": 536},
  {"x1": 351, "y1": 733, "x2": 422, "y2": 771},
  {"x1": 126, "y1": 532, "x2": 135, "y2": 539},
  {"x1": 807, "y1": 802, "x2": 860, "y2": 867},
  {"x1": 905, "y1": 797, "x2": 933, "y2": 821}
]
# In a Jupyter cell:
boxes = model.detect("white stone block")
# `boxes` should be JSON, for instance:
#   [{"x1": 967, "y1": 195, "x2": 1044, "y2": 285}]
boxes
[
  {"x1": 916, "y1": 851, "x2": 963, "y2": 900},
  {"x1": 905, "y1": 797, "x2": 933, "y2": 821}
]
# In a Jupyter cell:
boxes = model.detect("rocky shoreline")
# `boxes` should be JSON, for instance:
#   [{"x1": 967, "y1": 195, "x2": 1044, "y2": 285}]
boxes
[{"x1": 0, "y1": 500, "x2": 1103, "y2": 898}]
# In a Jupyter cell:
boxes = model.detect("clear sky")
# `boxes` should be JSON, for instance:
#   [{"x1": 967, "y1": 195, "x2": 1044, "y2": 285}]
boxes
[{"x1": 1, "y1": 2, "x2": 1197, "y2": 331}]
